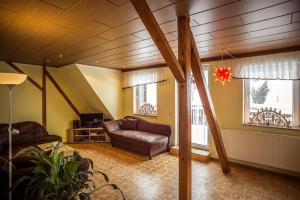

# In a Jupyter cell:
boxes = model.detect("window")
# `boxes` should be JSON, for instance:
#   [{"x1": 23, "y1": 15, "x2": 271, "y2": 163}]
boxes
[
  {"x1": 134, "y1": 83, "x2": 157, "y2": 116},
  {"x1": 244, "y1": 79, "x2": 300, "y2": 127}
]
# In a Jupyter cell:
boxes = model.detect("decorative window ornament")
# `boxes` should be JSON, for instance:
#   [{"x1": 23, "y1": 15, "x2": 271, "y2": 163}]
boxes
[
  {"x1": 138, "y1": 103, "x2": 157, "y2": 116},
  {"x1": 249, "y1": 107, "x2": 291, "y2": 128}
]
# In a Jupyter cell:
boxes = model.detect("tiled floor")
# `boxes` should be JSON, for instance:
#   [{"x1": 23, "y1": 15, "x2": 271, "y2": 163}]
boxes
[{"x1": 69, "y1": 143, "x2": 300, "y2": 200}]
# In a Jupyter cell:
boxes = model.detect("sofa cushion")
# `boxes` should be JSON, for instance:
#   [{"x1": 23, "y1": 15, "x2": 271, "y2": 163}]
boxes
[
  {"x1": 137, "y1": 119, "x2": 172, "y2": 137},
  {"x1": 111, "y1": 130, "x2": 168, "y2": 145},
  {"x1": 121, "y1": 118, "x2": 138, "y2": 130}
]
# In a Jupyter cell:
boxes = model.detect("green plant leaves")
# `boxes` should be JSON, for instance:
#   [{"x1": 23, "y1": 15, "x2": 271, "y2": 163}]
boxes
[{"x1": 13, "y1": 143, "x2": 125, "y2": 200}]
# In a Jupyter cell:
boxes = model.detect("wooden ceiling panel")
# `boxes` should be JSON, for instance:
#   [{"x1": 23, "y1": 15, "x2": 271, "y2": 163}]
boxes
[
  {"x1": 146, "y1": 0, "x2": 173, "y2": 11},
  {"x1": 249, "y1": 22, "x2": 300, "y2": 38},
  {"x1": 96, "y1": 2, "x2": 138, "y2": 27},
  {"x1": 293, "y1": 12, "x2": 300, "y2": 23},
  {"x1": 192, "y1": 16, "x2": 243, "y2": 35},
  {"x1": 108, "y1": 0, "x2": 129, "y2": 6},
  {"x1": 0, "y1": 0, "x2": 300, "y2": 69},
  {"x1": 196, "y1": 33, "x2": 250, "y2": 48},
  {"x1": 240, "y1": 0, "x2": 300, "y2": 24},
  {"x1": 191, "y1": 0, "x2": 288, "y2": 25},
  {"x1": 0, "y1": 0, "x2": 28, "y2": 12},
  {"x1": 133, "y1": 30, "x2": 151, "y2": 39},
  {"x1": 153, "y1": 4, "x2": 177, "y2": 24},
  {"x1": 0, "y1": 9, "x2": 18, "y2": 36},
  {"x1": 97, "y1": 52, "x2": 154, "y2": 66},
  {"x1": 99, "y1": 35, "x2": 143, "y2": 50},
  {"x1": 176, "y1": 0, "x2": 235, "y2": 17},
  {"x1": 53, "y1": 0, "x2": 116, "y2": 29},
  {"x1": 80, "y1": 39, "x2": 156, "y2": 63},
  {"x1": 8, "y1": 23, "x2": 69, "y2": 61},
  {"x1": 45, "y1": 36, "x2": 108, "y2": 65},
  {"x1": 60, "y1": 35, "x2": 142, "y2": 64},
  {"x1": 40, "y1": 0, "x2": 81, "y2": 10},
  {"x1": 211, "y1": 14, "x2": 292, "y2": 38},
  {"x1": 0, "y1": 1, "x2": 65, "y2": 61},
  {"x1": 290, "y1": 29, "x2": 300, "y2": 37},
  {"x1": 98, "y1": 18, "x2": 145, "y2": 40},
  {"x1": 165, "y1": 32, "x2": 177, "y2": 41}
]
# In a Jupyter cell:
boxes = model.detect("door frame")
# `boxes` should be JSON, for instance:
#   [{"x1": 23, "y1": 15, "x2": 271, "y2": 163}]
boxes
[{"x1": 191, "y1": 64, "x2": 211, "y2": 150}]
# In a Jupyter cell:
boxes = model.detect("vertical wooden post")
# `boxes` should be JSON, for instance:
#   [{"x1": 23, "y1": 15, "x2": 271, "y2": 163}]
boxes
[
  {"x1": 42, "y1": 65, "x2": 47, "y2": 128},
  {"x1": 178, "y1": 15, "x2": 192, "y2": 200}
]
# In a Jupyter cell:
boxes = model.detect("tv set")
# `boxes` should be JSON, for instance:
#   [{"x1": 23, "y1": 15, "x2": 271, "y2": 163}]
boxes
[{"x1": 80, "y1": 113, "x2": 103, "y2": 128}]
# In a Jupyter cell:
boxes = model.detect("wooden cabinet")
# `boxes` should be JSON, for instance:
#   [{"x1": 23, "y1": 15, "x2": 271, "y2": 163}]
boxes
[{"x1": 68, "y1": 127, "x2": 109, "y2": 143}]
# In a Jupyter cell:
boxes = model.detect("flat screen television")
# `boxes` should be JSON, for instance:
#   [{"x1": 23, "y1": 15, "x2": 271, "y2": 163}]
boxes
[{"x1": 80, "y1": 113, "x2": 103, "y2": 128}]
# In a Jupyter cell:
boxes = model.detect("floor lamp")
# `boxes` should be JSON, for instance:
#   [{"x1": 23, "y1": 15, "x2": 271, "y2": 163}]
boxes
[{"x1": 0, "y1": 73, "x2": 27, "y2": 200}]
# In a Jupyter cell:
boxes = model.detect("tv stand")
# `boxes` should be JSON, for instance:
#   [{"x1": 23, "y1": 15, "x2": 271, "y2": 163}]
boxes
[{"x1": 67, "y1": 127, "x2": 109, "y2": 143}]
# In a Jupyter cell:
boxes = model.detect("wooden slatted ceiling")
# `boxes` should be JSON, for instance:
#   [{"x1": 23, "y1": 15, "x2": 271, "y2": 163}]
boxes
[{"x1": 0, "y1": 0, "x2": 300, "y2": 69}]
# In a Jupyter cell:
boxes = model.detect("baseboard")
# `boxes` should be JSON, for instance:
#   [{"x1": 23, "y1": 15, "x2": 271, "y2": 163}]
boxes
[{"x1": 170, "y1": 146, "x2": 210, "y2": 163}]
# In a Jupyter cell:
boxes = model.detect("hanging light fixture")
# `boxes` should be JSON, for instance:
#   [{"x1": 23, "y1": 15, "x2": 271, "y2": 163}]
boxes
[{"x1": 213, "y1": 49, "x2": 233, "y2": 85}]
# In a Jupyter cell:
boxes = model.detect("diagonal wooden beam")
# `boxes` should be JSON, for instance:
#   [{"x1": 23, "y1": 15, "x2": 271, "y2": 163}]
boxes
[
  {"x1": 190, "y1": 33, "x2": 230, "y2": 173},
  {"x1": 129, "y1": 0, "x2": 185, "y2": 83},
  {"x1": 45, "y1": 69, "x2": 80, "y2": 117},
  {"x1": 6, "y1": 62, "x2": 43, "y2": 91},
  {"x1": 42, "y1": 65, "x2": 47, "y2": 128},
  {"x1": 178, "y1": 15, "x2": 192, "y2": 200}
]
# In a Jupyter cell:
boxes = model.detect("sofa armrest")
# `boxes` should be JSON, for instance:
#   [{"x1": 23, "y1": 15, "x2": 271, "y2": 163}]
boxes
[{"x1": 102, "y1": 120, "x2": 122, "y2": 135}]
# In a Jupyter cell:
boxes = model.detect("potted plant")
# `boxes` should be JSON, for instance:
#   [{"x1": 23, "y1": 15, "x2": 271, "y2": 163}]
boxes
[{"x1": 13, "y1": 144, "x2": 125, "y2": 200}]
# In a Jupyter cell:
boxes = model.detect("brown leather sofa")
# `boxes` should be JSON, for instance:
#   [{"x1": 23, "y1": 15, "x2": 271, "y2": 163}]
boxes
[
  {"x1": 0, "y1": 121, "x2": 62, "y2": 156},
  {"x1": 102, "y1": 116, "x2": 173, "y2": 159}
]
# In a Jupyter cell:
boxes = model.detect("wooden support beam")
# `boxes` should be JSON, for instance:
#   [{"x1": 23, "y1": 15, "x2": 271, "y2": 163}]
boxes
[
  {"x1": 129, "y1": 0, "x2": 185, "y2": 83},
  {"x1": 45, "y1": 69, "x2": 80, "y2": 117},
  {"x1": 6, "y1": 62, "x2": 43, "y2": 91},
  {"x1": 190, "y1": 33, "x2": 230, "y2": 173},
  {"x1": 42, "y1": 66, "x2": 47, "y2": 128},
  {"x1": 178, "y1": 16, "x2": 192, "y2": 200}
]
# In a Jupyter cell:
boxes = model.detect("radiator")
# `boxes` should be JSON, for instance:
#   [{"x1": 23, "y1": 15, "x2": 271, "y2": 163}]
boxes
[{"x1": 221, "y1": 129, "x2": 300, "y2": 173}]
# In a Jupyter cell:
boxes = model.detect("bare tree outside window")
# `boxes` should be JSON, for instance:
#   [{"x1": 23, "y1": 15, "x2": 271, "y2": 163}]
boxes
[{"x1": 250, "y1": 81, "x2": 270, "y2": 104}]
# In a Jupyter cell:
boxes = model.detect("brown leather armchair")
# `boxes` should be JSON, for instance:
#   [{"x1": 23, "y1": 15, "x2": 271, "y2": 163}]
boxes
[
  {"x1": 0, "y1": 121, "x2": 62, "y2": 156},
  {"x1": 103, "y1": 116, "x2": 173, "y2": 159}
]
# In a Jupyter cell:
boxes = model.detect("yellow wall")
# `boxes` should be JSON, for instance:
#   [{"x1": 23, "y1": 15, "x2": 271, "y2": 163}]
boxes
[
  {"x1": 77, "y1": 64, "x2": 123, "y2": 119},
  {"x1": 208, "y1": 61, "x2": 300, "y2": 136},
  {"x1": 0, "y1": 63, "x2": 42, "y2": 124},
  {"x1": 58, "y1": 64, "x2": 112, "y2": 119},
  {"x1": 121, "y1": 63, "x2": 300, "y2": 152},
  {"x1": 0, "y1": 62, "x2": 91, "y2": 142},
  {"x1": 122, "y1": 68, "x2": 177, "y2": 144}
]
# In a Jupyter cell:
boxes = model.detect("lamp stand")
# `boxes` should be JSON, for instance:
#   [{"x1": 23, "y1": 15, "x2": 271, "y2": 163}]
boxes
[{"x1": 8, "y1": 85, "x2": 14, "y2": 200}]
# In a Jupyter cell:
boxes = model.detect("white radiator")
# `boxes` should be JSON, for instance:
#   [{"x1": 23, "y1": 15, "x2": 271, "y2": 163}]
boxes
[{"x1": 221, "y1": 129, "x2": 300, "y2": 173}]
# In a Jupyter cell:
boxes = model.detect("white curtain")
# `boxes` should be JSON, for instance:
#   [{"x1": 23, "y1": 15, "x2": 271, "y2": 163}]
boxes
[
  {"x1": 122, "y1": 67, "x2": 168, "y2": 88},
  {"x1": 224, "y1": 51, "x2": 300, "y2": 80}
]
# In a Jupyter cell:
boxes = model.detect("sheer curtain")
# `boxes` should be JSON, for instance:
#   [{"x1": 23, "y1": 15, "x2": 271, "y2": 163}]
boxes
[
  {"x1": 122, "y1": 67, "x2": 168, "y2": 88},
  {"x1": 224, "y1": 51, "x2": 300, "y2": 80}
]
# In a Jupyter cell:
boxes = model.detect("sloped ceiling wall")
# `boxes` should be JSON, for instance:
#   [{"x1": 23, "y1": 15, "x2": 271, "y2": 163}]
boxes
[{"x1": 59, "y1": 64, "x2": 123, "y2": 120}]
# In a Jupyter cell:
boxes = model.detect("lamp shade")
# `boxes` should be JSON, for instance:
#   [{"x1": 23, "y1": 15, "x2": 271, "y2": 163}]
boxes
[{"x1": 0, "y1": 73, "x2": 27, "y2": 85}]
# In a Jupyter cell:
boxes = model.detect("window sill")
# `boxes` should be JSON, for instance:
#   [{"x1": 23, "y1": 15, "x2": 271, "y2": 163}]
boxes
[
  {"x1": 242, "y1": 123, "x2": 300, "y2": 131},
  {"x1": 133, "y1": 113, "x2": 157, "y2": 118}
]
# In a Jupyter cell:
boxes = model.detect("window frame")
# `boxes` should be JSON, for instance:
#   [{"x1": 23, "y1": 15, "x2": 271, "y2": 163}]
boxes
[
  {"x1": 133, "y1": 83, "x2": 158, "y2": 117},
  {"x1": 243, "y1": 79, "x2": 300, "y2": 127}
]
